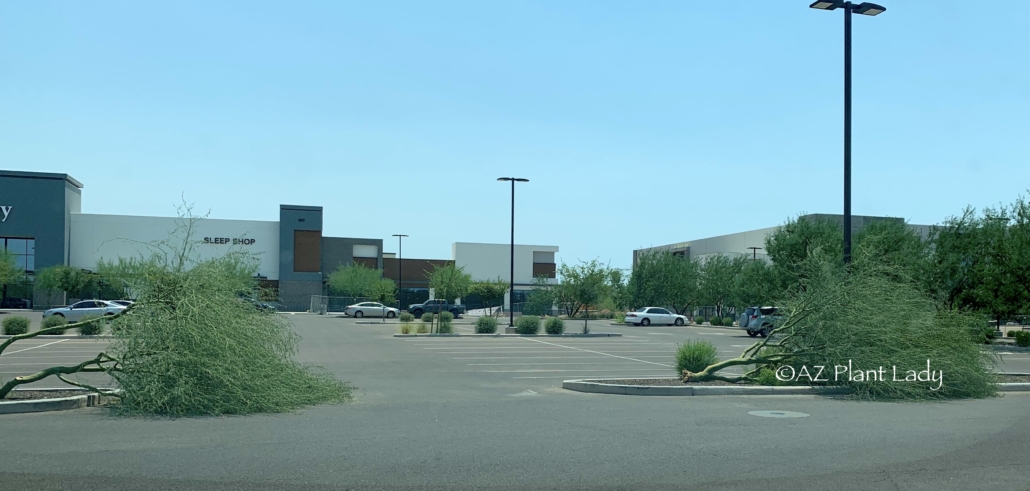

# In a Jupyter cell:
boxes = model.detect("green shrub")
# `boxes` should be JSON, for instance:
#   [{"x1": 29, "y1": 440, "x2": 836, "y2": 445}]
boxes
[
  {"x1": 515, "y1": 315, "x2": 540, "y2": 334},
  {"x1": 40, "y1": 315, "x2": 68, "y2": 334},
  {"x1": 399, "y1": 323, "x2": 412, "y2": 334},
  {"x1": 399, "y1": 312, "x2": 415, "y2": 323},
  {"x1": 675, "y1": 340, "x2": 719, "y2": 375},
  {"x1": 545, "y1": 317, "x2": 565, "y2": 334},
  {"x1": 78, "y1": 315, "x2": 104, "y2": 335},
  {"x1": 753, "y1": 367, "x2": 783, "y2": 386},
  {"x1": 416, "y1": 324, "x2": 429, "y2": 334},
  {"x1": 2, "y1": 316, "x2": 30, "y2": 335},
  {"x1": 709, "y1": 316, "x2": 723, "y2": 327},
  {"x1": 1008, "y1": 330, "x2": 1018, "y2": 338},
  {"x1": 475, "y1": 316, "x2": 498, "y2": 334},
  {"x1": 724, "y1": 317, "x2": 735, "y2": 326},
  {"x1": 439, "y1": 311, "x2": 454, "y2": 324},
  {"x1": 437, "y1": 322, "x2": 453, "y2": 334},
  {"x1": 1015, "y1": 332, "x2": 1030, "y2": 348},
  {"x1": 421, "y1": 313, "x2": 435, "y2": 323}
]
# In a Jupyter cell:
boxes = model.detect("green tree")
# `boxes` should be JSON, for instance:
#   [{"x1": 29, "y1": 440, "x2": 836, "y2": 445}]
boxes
[
  {"x1": 628, "y1": 251, "x2": 702, "y2": 315},
  {"x1": 853, "y1": 219, "x2": 929, "y2": 285},
  {"x1": 731, "y1": 259, "x2": 779, "y2": 311},
  {"x1": 553, "y1": 259, "x2": 611, "y2": 317},
  {"x1": 698, "y1": 255, "x2": 745, "y2": 318},
  {"x1": 523, "y1": 276, "x2": 555, "y2": 316},
  {"x1": 764, "y1": 215, "x2": 843, "y2": 291},
  {"x1": 426, "y1": 264, "x2": 472, "y2": 303},
  {"x1": 605, "y1": 268, "x2": 630, "y2": 312},
  {"x1": 470, "y1": 277, "x2": 508, "y2": 314},
  {"x1": 368, "y1": 278, "x2": 397, "y2": 305},
  {"x1": 33, "y1": 264, "x2": 97, "y2": 304},
  {"x1": 327, "y1": 263, "x2": 381, "y2": 298},
  {"x1": 0, "y1": 250, "x2": 23, "y2": 289}
]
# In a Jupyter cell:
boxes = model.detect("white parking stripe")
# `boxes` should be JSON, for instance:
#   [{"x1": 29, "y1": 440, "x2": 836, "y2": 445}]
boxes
[
  {"x1": 454, "y1": 356, "x2": 674, "y2": 360},
  {"x1": 514, "y1": 374, "x2": 673, "y2": 379},
  {"x1": 476, "y1": 368, "x2": 673, "y2": 373},
  {"x1": 0, "y1": 340, "x2": 67, "y2": 356},
  {"x1": 518, "y1": 338, "x2": 674, "y2": 368},
  {"x1": 468, "y1": 362, "x2": 648, "y2": 366}
]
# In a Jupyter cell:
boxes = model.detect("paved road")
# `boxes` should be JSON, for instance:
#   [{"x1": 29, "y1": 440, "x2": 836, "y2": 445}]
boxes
[{"x1": 1, "y1": 314, "x2": 1029, "y2": 490}]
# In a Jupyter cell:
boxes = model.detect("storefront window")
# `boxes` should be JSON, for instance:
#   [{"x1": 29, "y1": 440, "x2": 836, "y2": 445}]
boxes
[{"x1": 1, "y1": 237, "x2": 35, "y2": 309}]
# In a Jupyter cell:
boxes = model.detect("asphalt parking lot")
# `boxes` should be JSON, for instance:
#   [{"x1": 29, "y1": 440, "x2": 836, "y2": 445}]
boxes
[{"x1": 2, "y1": 313, "x2": 1030, "y2": 490}]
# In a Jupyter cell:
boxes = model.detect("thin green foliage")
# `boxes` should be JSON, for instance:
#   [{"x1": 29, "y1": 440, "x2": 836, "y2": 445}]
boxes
[
  {"x1": 2, "y1": 316, "x2": 29, "y2": 335},
  {"x1": 475, "y1": 316, "x2": 498, "y2": 333},
  {"x1": 675, "y1": 340, "x2": 719, "y2": 374}
]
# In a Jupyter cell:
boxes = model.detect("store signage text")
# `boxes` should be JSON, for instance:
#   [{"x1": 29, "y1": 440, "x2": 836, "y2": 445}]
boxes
[
  {"x1": 1, "y1": 206, "x2": 10, "y2": 222},
  {"x1": 203, "y1": 237, "x2": 257, "y2": 245}
]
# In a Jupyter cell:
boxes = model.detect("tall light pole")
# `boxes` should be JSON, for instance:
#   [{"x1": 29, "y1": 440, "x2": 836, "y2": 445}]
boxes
[
  {"x1": 392, "y1": 234, "x2": 408, "y2": 315},
  {"x1": 747, "y1": 246, "x2": 763, "y2": 261},
  {"x1": 498, "y1": 177, "x2": 529, "y2": 329},
  {"x1": 810, "y1": 1, "x2": 885, "y2": 264}
]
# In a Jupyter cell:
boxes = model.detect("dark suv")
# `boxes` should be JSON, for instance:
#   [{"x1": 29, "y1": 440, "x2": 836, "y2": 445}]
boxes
[{"x1": 738, "y1": 306, "x2": 783, "y2": 337}]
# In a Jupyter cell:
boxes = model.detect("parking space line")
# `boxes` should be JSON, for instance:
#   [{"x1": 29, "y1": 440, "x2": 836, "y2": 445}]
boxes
[
  {"x1": 0, "y1": 340, "x2": 67, "y2": 356},
  {"x1": 468, "y1": 362, "x2": 649, "y2": 366},
  {"x1": 517, "y1": 338, "x2": 674, "y2": 368},
  {"x1": 514, "y1": 374, "x2": 673, "y2": 379},
  {"x1": 476, "y1": 368, "x2": 673, "y2": 373},
  {"x1": 453, "y1": 356, "x2": 673, "y2": 360}
]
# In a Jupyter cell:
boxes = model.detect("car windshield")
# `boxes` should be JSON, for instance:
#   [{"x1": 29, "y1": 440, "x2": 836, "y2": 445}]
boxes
[{"x1": 636, "y1": 307, "x2": 648, "y2": 312}]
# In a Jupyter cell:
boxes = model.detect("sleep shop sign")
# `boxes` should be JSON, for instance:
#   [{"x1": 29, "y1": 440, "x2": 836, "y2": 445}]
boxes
[{"x1": 203, "y1": 237, "x2": 257, "y2": 245}]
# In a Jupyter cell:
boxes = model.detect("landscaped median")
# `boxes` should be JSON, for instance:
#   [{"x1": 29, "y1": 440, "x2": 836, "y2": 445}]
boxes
[
  {"x1": 0, "y1": 388, "x2": 118, "y2": 414},
  {"x1": 562, "y1": 374, "x2": 1030, "y2": 396}
]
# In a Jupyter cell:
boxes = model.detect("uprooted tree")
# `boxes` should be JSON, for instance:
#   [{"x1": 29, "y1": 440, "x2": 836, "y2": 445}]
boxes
[
  {"x1": 681, "y1": 247, "x2": 999, "y2": 400},
  {"x1": 0, "y1": 206, "x2": 351, "y2": 415}
]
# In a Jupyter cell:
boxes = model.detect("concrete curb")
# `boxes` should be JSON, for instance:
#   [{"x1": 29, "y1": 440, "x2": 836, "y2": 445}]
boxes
[
  {"x1": 394, "y1": 333, "x2": 623, "y2": 338},
  {"x1": 562, "y1": 379, "x2": 1030, "y2": 396},
  {"x1": 0, "y1": 334, "x2": 113, "y2": 340},
  {"x1": 0, "y1": 388, "x2": 117, "y2": 415}
]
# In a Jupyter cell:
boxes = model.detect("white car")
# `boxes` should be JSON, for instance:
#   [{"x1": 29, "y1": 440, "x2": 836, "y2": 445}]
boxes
[
  {"x1": 624, "y1": 307, "x2": 686, "y2": 326},
  {"x1": 42, "y1": 300, "x2": 126, "y2": 322},
  {"x1": 344, "y1": 302, "x2": 400, "y2": 319}
]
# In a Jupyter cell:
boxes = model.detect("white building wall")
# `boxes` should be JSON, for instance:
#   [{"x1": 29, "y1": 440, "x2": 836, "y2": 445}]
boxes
[
  {"x1": 452, "y1": 242, "x2": 559, "y2": 285},
  {"x1": 69, "y1": 214, "x2": 280, "y2": 279}
]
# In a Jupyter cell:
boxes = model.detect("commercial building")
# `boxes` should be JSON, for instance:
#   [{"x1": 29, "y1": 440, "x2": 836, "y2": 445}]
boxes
[
  {"x1": 0, "y1": 170, "x2": 557, "y2": 312},
  {"x1": 633, "y1": 213, "x2": 933, "y2": 266}
]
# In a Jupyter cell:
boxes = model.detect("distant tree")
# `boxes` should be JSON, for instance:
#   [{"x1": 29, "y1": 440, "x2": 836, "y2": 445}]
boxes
[
  {"x1": 731, "y1": 260, "x2": 779, "y2": 311},
  {"x1": 698, "y1": 255, "x2": 746, "y2": 318},
  {"x1": 627, "y1": 251, "x2": 702, "y2": 315},
  {"x1": 328, "y1": 264, "x2": 381, "y2": 298},
  {"x1": 553, "y1": 259, "x2": 611, "y2": 318},
  {"x1": 32, "y1": 264, "x2": 97, "y2": 304},
  {"x1": 368, "y1": 278, "x2": 397, "y2": 305},
  {"x1": 470, "y1": 277, "x2": 509, "y2": 314},
  {"x1": 0, "y1": 250, "x2": 23, "y2": 288},
  {"x1": 522, "y1": 276, "x2": 555, "y2": 316},
  {"x1": 605, "y1": 268, "x2": 630, "y2": 312},
  {"x1": 764, "y1": 215, "x2": 843, "y2": 291},
  {"x1": 426, "y1": 264, "x2": 472, "y2": 303}
]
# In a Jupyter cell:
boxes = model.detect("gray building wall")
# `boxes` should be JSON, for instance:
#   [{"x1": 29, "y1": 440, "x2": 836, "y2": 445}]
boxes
[
  {"x1": 278, "y1": 205, "x2": 323, "y2": 311},
  {"x1": 321, "y1": 237, "x2": 383, "y2": 274},
  {"x1": 0, "y1": 171, "x2": 82, "y2": 308}
]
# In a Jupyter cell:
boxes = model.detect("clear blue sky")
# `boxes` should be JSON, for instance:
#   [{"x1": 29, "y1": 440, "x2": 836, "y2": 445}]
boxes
[{"x1": 2, "y1": 1, "x2": 1028, "y2": 271}]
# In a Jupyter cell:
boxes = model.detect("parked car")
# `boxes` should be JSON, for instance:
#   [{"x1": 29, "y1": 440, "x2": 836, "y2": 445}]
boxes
[
  {"x1": 42, "y1": 300, "x2": 126, "y2": 322},
  {"x1": 109, "y1": 299, "x2": 135, "y2": 307},
  {"x1": 624, "y1": 307, "x2": 686, "y2": 326},
  {"x1": 406, "y1": 299, "x2": 465, "y2": 318},
  {"x1": 738, "y1": 306, "x2": 784, "y2": 337},
  {"x1": 238, "y1": 296, "x2": 277, "y2": 312},
  {"x1": 345, "y1": 302, "x2": 400, "y2": 318}
]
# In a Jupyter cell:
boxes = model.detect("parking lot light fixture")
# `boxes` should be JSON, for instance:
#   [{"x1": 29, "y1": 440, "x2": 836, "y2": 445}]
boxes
[
  {"x1": 497, "y1": 177, "x2": 529, "y2": 328},
  {"x1": 747, "y1": 246, "x2": 763, "y2": 261},
  {"x1": 809, "y1": 0, "x2": 886, "y2": 265}
]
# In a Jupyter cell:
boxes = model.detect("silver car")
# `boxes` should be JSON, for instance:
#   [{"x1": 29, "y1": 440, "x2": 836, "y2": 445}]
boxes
[
  {"x1": 738, "y1": 306, "x2": 783, "y2": 338},
  {"x1": 624, "y1": 307, "x2": 687, "y2": 326},
  {"x1": 344, "y1": 302, "x2": 400, "y2": 319},
  {"x1": 43, "y1": 300, "x2": 126, "y2": 322}
]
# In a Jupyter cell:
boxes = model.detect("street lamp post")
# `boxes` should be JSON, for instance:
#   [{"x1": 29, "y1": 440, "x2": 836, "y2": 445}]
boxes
[
  {"x1": 392, "y1": 234, "x2": 408, "y2": 316},
  {"x1": 810, "y1": 1, "x2": 885, "y2": 264},
  {"x1": 497, "y1": 177, "x2": 529, "y2": 330},
  {"x1": 747, "y1": 246, "x2": 763, "y2": 261}
]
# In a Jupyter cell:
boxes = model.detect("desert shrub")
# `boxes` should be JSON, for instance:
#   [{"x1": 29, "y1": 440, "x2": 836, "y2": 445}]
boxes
[
  {"x1": 399, "y1": 323, "x2": 412, "y2": 334},
  {"x1": 753, "y1": 367, "x2": 783, "y2": 387},
  {"x1": 1015, "y1": 332, "x2": 1030, "y2": 348},
  {"x1": 421, "y1": 313, "x2": 435, "y2": 323},
  {"x1": 78, "y1": 315, "x2": 104, "y2": 335},
  {"x1": 723, "y1": 317, "x2": 735, "y2": 326},
  {"x1": 675, "y1": 340, "x2": 719, "y2": 374},
  {"x1": 475, "y1": 316, "x2": 498, "y2": 334},
  {"x1": 399, "y1": 312, "x2": 415, "y2": 323},
  {"x1": 416, "y1": 324, "x2": 429, "y2": 334},
  {"x1": 2, "y1": 316, "x2": 30, "y2": 335},
  {"x1": 439, "y1": 311, "x2": 454, "y2": 324},
  {"x1": 40, "y1": 315, "x2": 68, "y2": 334},
  {"x1": 545, "y1": 317, "x2": 565, "y2": 334},
  {"x1": 1008, "y1": 330, "x2": 1018, "y2": 338},
  {"x1": 515, "y1": 315, "x2": 540, "y2": 334},
  {"x1": 709, "y1": 316, "x2": 723, "y2": 327}
]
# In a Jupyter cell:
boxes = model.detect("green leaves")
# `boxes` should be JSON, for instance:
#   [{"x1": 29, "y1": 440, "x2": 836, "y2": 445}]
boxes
[
  {"x1": 554, "y1": 259, "x2": 611, "y2": 317},
  {"x1": 470, "y1": 277, "x2": 508, "y2": 309},
  {"x1": 628, "y1": 251, "x2": 701, "y2": 314},
  {"x1": 426, "y1": 264, "x2": 472, "y2": 303},
  {"x1": 328, "y1": 264, "x2": 382, "y2": 298},
  {"x1": 0, "y1": 250, "x2": 23, "y2": 288}
]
